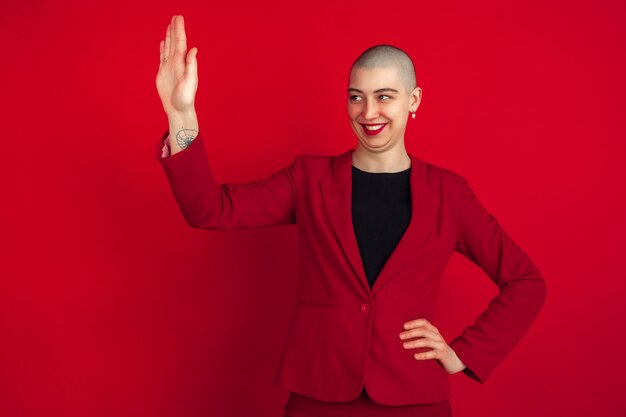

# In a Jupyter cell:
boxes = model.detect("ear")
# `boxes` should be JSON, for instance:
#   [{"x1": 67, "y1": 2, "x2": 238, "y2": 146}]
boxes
[{"x1": 410, "y1": 87, "x2": 422, "y2": 111}]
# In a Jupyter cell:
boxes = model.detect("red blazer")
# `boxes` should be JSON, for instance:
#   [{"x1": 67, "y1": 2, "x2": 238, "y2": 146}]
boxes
[{"x1": 155, "y1": 130, "x2": 547, "y2": 406}]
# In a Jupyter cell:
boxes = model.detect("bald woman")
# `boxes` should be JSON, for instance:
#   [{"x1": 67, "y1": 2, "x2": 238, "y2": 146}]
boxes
[{"x1": 155, "y1": 14, "x2": 547, "y2": 417}]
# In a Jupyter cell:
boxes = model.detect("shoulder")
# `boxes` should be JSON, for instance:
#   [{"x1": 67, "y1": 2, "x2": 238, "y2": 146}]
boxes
[
  {"x1": 292, "y1": 150, "x2": 347, "y2": 172},
  {"x1": 421, "y1": 159, "x2": 469, "y2": 193},
  {"x1": 294, "y1": 152, "x2": 341, "y2": 163}
]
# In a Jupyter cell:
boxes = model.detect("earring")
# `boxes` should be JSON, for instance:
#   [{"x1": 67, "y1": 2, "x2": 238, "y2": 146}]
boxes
[{"x1": 411, "y1": 111, "x2": 416, "y2": 119}]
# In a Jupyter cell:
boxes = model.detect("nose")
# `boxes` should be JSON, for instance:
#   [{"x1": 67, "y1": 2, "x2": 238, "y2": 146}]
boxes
[{"x1": 363, "y1": 98, "x2": 379, "y2": 120}]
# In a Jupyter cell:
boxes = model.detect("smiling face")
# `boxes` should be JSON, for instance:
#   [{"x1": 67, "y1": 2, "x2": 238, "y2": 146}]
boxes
[{"x1": 347, "y1": 66, "x2": 421, "y2": 153}]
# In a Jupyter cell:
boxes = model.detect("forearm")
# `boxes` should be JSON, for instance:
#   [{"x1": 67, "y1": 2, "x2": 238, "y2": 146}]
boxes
[
  {"x1": 448, "y1": 268, "x2": 547, "y2": 383},
  {"x1": 451, "y1": 177, "x2": 548, "y2": 383},
  {"x1": 155, "y1": 129, "x2": 299, "y2": 231},
  {"x1": 167, "y1": 109, "x2": 199, "y2": 155}
]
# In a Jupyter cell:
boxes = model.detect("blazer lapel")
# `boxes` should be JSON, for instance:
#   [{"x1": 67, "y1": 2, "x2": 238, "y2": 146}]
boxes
[{"x1": 319, "y1": 148, "x2": 440, "y2": 295}]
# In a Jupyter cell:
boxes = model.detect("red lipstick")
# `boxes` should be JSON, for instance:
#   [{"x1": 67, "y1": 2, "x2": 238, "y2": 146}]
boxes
[{"x1": 360, "y1": 123, "x2": 387, "y2": 136}]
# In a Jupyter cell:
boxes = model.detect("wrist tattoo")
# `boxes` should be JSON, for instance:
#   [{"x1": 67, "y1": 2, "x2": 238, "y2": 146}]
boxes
[{"x1": 175, "y1": 127, "x2": 198, "y2": 149}]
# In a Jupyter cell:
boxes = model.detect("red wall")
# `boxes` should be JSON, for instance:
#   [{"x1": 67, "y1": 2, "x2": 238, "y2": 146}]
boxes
[{"x1": 1, "y1": 0, "x2": 625, "y2": 416}]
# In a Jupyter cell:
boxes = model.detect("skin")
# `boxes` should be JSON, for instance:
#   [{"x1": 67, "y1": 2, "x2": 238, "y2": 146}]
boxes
[
  {"x1": 156, "y1": 14, "x2": 197, "y2": 116},
  {"x1": 156, "y1": 14, "x2": 200, "y2": 155},
  {"x1": 347, "y1": 66, "x2": 421, "y2": 173},
  {"x1": 156, "y1": 14, "x2": 466, "y2": 375}
]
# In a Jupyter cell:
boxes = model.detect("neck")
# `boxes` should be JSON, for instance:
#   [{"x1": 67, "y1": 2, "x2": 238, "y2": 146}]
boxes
[{"x1": 351, "y1": 147, "x2": 411, "y2": 173}]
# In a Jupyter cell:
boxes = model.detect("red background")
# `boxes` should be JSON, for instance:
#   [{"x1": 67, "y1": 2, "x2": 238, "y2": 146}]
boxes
[{"x1": 2, "y1": 0, "x2": 625, "y2": 416}]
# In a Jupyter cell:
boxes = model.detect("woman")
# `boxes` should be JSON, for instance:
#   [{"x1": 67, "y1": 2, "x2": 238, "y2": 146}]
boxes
[{"x1": 155, "y1": 14, "x2": 547, "y2": 417}]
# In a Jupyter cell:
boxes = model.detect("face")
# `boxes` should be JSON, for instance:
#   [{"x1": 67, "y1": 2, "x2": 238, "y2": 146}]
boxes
[{"x1": 347, "y1": 66, "x2": 421, "y2": 152}]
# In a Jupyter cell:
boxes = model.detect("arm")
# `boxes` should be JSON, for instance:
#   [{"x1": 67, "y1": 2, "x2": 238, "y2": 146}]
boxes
[
  {"x1": 164, "y1": 110, "x2": 199, "y2": 156},
  {"x1": 155, "y1": 16, "x2": 298, "y2": 231},
  {"x1": 448, "y1": 177, "x2": 548, "y2": 383},
  {"x1": 156, "y1": 129, "x2": 299, "y2": 230}
]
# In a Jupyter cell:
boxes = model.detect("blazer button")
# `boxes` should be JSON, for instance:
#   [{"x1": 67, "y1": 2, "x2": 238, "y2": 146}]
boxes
[{"x1": 360, "y1": 303, "x2": 371, "y2": 313}]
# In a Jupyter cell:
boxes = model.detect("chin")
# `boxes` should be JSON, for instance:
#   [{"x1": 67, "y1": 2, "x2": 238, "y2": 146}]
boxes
[{"x1": 359, "y1": 136, "x2": 392, "y2": 150}]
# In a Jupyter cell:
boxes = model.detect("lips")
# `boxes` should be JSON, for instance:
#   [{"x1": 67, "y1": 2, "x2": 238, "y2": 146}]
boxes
[{"x1": 360, "y1": 123, "x2": 387, "y2": 136}]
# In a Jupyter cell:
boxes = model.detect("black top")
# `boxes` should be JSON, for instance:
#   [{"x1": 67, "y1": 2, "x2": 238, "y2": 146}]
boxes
[{"x1": 351, "y1": 164, "x2": 412, "y2": 290}]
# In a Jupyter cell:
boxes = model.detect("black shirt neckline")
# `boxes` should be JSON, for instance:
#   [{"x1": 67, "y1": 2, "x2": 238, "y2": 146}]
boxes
[{"x1": 352, "y1": 165, "x2": 411, "y2": 176}]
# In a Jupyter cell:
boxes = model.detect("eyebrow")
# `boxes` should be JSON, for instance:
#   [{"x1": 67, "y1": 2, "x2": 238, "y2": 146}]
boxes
[{"x1": 347, "y1": 88, "x2": 399, "y2": 94}]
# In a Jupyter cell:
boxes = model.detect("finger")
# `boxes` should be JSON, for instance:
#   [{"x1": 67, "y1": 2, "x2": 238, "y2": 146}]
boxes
[
  {"x1": 399, "y1": 328, "x2": 441, "y2": 342},
  {"x1": 413, "y1": 349, "x2": 441, "y2": 360},
  {"x1": 169, "y1": 15, "x2": 177, "y2": 57},
  {"x1": 185, "y1": 47, "x2": 198, "y2": 78},
  {"x1": 403, "y1": 318, "x2": 429, "y2": 329},
  {"x1": 403, "y1": 338, "x2": 445, "y2": 351},
  {"x1": 159, "y1": 39, "x2": 164, "y2": 63},
  {"x1": 164, "y1": 22, "x2": 171, "y2": 59},
  {"x1": 420, "y1": 321, "x2": 440, "y2": 335},
  {"x1": 173, "y1": 14, "x2": 187, "y2": 55},
  {"x1": 403, "y1": 319, "x2": 440, "y2": 334}
]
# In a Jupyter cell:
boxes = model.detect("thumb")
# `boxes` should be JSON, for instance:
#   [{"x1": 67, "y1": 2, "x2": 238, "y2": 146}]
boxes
[{"x1": 185, "y1": 47, "x2": 198, "y2": 78}]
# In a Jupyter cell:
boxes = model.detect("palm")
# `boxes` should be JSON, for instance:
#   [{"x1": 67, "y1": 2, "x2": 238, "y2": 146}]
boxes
[{"x1": 155, "y1": 15, "x2": 198, "y2": 115}]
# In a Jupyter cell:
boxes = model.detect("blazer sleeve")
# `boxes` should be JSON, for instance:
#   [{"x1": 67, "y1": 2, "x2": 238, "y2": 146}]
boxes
[
  {"x1": 155, "y1": 130, "x2": 299, "y2": 230},
  {"x1": 448, "y1": 176, "x2": 547, "y2": 384}
]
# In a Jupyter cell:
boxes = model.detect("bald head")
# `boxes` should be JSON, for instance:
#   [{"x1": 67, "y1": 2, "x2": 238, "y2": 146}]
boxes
[{"x1": 350, "y1": 44, "x2": 417, "y2": 95}]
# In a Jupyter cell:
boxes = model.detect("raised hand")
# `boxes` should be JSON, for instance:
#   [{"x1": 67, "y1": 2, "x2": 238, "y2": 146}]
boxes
[{"x1": 156, "y1": 15, "x2": 198, "y2": 116}]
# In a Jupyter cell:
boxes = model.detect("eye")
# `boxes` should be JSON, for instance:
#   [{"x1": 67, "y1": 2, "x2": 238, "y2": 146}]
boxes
[
  {"x1": 349, "y1": 95, "x2": 362, "y2": 101},
  {"x1": 379, "y1": 95, "x2": 391, "y2": 100}
]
